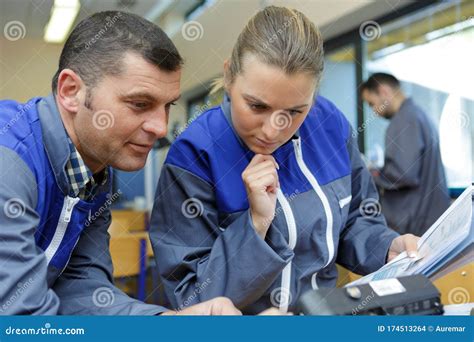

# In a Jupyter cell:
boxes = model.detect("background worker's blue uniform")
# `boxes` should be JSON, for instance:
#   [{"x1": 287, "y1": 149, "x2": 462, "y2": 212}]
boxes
[
  {"x1": 372, "y1": 98, "x2": 450, "y2": 236},
  {"x1": 0, "y1": 95, "x2": 166, "y2": 315},
  {"x1": 150, "y1": 95, "x2": 400, "y2": 314}
]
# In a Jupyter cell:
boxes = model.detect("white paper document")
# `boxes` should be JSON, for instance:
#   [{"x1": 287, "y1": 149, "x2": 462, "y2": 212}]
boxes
[{"x1": 347, "y1": 185, "x2": 473, "y2": 287}]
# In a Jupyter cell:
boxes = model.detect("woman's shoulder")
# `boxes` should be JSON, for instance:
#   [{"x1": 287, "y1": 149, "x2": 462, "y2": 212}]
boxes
[
  {"x1": 176, "y1": 105, "x2": 224, "y2": 139},
  {"x1": 165, "y1": 104, "x2": 238, "y2": 182},
  {"x1": 304, "y1": 95, "x2": 351, "y2": 141}
]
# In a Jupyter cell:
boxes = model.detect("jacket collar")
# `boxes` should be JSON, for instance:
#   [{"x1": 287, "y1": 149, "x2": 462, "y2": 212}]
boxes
[
  {"x1": 37, "y1": 93, "x2": 71, "y2": 194},
  {"x1": 36, "y1": 93, "x2": 112, "y2": 197}
]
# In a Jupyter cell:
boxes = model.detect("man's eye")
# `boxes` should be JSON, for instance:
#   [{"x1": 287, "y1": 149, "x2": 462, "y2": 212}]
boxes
[
  {"x1": 133, "y1": 102, "x2": 148, "y2": 109},
  {"x1": 127, "y1": 101, "x2": 150, "y2": 111}
]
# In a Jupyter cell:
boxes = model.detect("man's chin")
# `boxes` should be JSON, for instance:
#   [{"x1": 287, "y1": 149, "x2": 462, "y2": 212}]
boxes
[{"x1": 110, "y1": 155, "x2": 148, "y2": 172}]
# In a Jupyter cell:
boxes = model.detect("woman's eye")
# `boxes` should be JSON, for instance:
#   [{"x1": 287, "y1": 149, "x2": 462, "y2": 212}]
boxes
[
  {"x1": 249, "y1": 103, "x2": 266, "y2": 111},
  {"x1": 288, "y1": 110, "x2": 302, "y2": 116}
]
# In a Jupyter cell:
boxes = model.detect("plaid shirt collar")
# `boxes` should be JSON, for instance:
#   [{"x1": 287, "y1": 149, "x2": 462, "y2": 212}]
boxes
[{"x1": 65, "y1": 137, "x2": 107, "y2": 200}]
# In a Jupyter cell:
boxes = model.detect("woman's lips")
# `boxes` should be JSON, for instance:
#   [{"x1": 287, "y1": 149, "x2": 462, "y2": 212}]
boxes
[{"x1": 255, "y1": 137, "x2": 278, "y2": 148}]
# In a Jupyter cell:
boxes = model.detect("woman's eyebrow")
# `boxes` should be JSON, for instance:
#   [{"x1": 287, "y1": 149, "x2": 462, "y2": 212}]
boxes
[
  {"x1": 243, "y1": 93, "x2": 308, "y2": 110},
  {"x1": 243, "y1": 93, "x2": 269, "y2": 106}
]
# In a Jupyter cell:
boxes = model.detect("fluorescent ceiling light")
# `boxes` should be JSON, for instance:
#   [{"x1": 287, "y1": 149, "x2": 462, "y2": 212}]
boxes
[{"x1": 44, "y1": 0, "x2": 80, "y2": 43}]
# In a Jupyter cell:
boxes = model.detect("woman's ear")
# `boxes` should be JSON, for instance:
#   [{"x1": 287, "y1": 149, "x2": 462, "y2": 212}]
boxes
[{"x1": 223, "y1": 59, "x2": 231, "y2": 93}]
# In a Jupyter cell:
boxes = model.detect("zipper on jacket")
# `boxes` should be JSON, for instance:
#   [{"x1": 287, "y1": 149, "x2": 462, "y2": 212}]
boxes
[
  {"x1": 293, "y1": 138, "x2": 335, "y2": 290},
  {"x1": 276, "y1": 189, "x2": 297, "y2": 313},
  {"x1": 64, "y1": 197, "x2": 76, "y2": 222},
  {"x1": 44, "y1": 196, "x2": 80, "y2": 263}
]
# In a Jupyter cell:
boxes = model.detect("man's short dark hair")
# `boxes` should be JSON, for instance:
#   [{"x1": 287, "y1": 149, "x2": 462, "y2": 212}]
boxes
[
  {"x1": 51, "y1": 11, "x2": 183, "y2": 94},
  {"x1": 360, "y1": 72, "x2": 400, "y2": 94}
]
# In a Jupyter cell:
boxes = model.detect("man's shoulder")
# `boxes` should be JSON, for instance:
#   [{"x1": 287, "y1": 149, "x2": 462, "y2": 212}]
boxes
[{"x1": 0, "y1": 98, "x2": 42, "y2": 143}]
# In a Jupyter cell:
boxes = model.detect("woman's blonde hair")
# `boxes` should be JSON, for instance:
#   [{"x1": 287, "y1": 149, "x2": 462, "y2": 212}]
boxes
[{"x1": 212, "y1": 6, "x2": 324, "y2": 93}]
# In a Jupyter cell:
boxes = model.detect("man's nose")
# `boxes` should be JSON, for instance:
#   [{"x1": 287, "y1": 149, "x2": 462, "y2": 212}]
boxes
[{"x1": 142, "y1": 109, "x2": 168, "y2": 139}]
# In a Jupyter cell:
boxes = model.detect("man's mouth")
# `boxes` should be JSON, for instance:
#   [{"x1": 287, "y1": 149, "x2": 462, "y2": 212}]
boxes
[{"x1": 127, "y1": 142, "x2": 154, "y2": 154}]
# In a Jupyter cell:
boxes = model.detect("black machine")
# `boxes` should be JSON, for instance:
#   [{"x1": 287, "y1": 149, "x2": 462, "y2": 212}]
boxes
[{"x1": 297, "y1": 274, "x2": 443, "y2": 315}]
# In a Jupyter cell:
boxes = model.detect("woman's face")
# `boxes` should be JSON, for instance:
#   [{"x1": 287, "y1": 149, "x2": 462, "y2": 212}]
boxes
[{"x1": 227, "y1": 55, "x2": 316, "y2": 155}]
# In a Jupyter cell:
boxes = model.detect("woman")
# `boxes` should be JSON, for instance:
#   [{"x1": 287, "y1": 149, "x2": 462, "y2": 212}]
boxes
[{"x1": 150, "y1": 6, "x2": 418, "y2": 314}]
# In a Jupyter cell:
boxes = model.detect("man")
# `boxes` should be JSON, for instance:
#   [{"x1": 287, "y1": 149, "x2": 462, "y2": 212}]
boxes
[
  {"x1": 361, "y1": 73, "x2": 450, "y2": 236},
  {"x1": 0, "y1": 11, "x2": 243, "y2": 315}
]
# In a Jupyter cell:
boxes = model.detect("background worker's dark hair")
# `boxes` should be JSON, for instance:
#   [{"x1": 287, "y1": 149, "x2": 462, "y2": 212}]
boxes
[
  {"x1": 360, "y1": 72, "x2": 400, "y2": 94},
  {"x1": 51, "y1": 11, "x2": 183, "y2": 96}
]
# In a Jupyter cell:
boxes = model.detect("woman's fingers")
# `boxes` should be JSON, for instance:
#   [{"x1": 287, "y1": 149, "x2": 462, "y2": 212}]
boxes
[
  {"x1": 246, "y1": 154, "x2": 279, "y2": 170},
  {"x1": 246, "y1": 159, "x2": 278, "y2": 175},
  {"x1": 243, "y1": 154, "x2": 280, "y2": 239},
  {"x1": 245, "y1": 166, "x2": 278, "y2": 185},
  {"x1": 248, "y1": 175, "x2": 278, "y2": 194}
]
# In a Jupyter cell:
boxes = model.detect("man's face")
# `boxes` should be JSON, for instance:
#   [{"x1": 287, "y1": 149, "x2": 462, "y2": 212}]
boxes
[
  {"x1": 362, "y1": 88, "x2": 390, "y2": 118},
  {"x1": 72, "y1": 52, "x2": 181, "y2": 172}
]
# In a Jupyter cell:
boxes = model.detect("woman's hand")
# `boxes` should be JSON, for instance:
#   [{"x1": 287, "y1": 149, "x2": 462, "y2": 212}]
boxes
[
  {"x1": 387, "y1": 234, "x2": 420, "y2": 263},
  {"x1": 242, "y1": 154, "x2": 280, "y2": 239}
]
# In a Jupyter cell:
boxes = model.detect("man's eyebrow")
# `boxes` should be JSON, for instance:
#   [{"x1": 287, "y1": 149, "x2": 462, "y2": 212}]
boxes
[
  {"x1": 120, "y1": 92, "x2": 181, "y2": 104},
  {"x1": 242, "y1": 93, "x2": 308, "y2": 110},
  {"x1": 120, "y1": 92, "x2": 157, "y2": 102}
]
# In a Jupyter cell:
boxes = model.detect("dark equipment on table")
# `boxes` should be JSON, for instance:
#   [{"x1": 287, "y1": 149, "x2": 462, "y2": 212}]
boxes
[{"x1": 297, "y1": 274, "x2": 443, "y2": 315}]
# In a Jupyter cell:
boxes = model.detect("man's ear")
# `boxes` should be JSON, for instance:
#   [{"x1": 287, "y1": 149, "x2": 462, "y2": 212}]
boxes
[
  {"x1": 378, "y1": 84, "x2": 392, "y2": 98},
  {"x1": 56, "y1": 69, "x2": 85, "y2": 114},
  {"x1": 361, "y1": 89, "x2": 369, "y2": 103}
]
